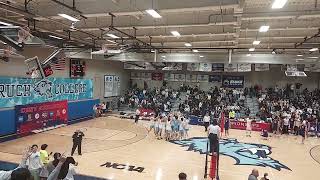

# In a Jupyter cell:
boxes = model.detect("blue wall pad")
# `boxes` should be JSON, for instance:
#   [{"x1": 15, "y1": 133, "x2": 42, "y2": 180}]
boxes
[{"x1": 0, "y1": 108, "x2": 15, "y2": 136}]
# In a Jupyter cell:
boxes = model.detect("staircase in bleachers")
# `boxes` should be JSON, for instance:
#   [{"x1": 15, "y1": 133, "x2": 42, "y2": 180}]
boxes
[{"x1": 244, "y1": 97, "x2": 260, "y2": 118}]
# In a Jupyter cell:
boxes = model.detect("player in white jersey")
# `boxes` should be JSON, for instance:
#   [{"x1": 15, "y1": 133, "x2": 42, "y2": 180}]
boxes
[{"x1": 246, "y1": 118, "x2": 252, "y2": 137}]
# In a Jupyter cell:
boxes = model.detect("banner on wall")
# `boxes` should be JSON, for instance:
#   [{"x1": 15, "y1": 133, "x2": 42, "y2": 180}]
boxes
[
  {"x1": 209, "y1": 75, "x2": 222, "y2": 83},
  {"x1": 112, "y1": 76, "x2": 121, "y2": 96},
  {"x1": 304, "y1": 64, "x2": 320, "y2": 72},
  {"x1": 15, "y1": 100, "x2": 68, "y2": 136},
  {"x1": 130, "y1": 72, "x2": 141, "y2": 79},
  {"x1": 151, "y1": 73, "x2": 164, "y2": 81},
  {"x1": 141, "y1": 72, "x2": 152, "y2": 80},
  {"x1": 164, "y1": 73, "x2": 175, "y2": 81},
  {"x1": 162, "y1": 63, "x2": 183, "y2": 71},
  {"x1": 212, "y1": 63, "x2": 224, "y2": 72},
  {"x1": 255, "y1": 64, "x2": 270, "y2": 71},
  {"x1": 104, "y1": 75, "x2": 114, "y2": 97},
  {"x1": 0, "y1": 77, "x2": 93, "y2": 109},
  {"x1": 238, "y1": 64, "x2": 252, "y2": 72},
  {"x1": 222, "y1": 75, "x2": 244, "y2": 88},
  {"x1": 187, "y1": 63, "x2": 200, "y2": 71},
  {"x1": 287, "y1": 64, "x2": 298, "y2": 72},
  {"x1": 197, "y1": 75, "x2": 209, "y2": 82},
  {"x1": 199, "y1": 63, "x2": 212, "y2": 72},
  {"x1": 224, "y1": 64, "x2": 238, "y2": 72},
  {"x1": 174, "y1": 74, "x2": 186, "y2": 82},
  {"x1": 105, "y1": 75, "x2": 121, "y2": 97},
  {"x1": 185, "y1": 74, "x2": 197, "y2": 82}
]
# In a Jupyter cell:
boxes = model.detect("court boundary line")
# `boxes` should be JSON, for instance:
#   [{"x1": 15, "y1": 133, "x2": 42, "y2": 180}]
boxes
[{"x1": 309, "y1": 145, "x2": 320, "y2": 165}]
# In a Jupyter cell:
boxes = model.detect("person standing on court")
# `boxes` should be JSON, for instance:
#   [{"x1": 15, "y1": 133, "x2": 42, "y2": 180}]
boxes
[
  {"x1": 207, "y1": 120, "x2": 221, "y2": 155},
  {"x1": 203, "y1": 112, "x2": 210, "y2": 132},
  {"x1": 27, "y1": 145, "x2": 43, "y2": 180},
  {"x1": 135, "y1": 107, "x2": 141, "y2": 124},
  {"x1": 71, "y1": 130, "x2": 84, "y2": 156}
]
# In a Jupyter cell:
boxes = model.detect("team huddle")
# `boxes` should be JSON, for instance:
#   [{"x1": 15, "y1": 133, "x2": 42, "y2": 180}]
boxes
[{"x1": 148, "y1": 112, "x2": 189, "y2": 141}]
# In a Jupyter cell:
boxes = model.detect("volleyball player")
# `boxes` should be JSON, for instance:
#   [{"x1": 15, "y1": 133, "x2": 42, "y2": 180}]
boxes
[
  {"x1": 224, "y1": 117, "x2": 230, "y2": 137},
  {"x1": 246, "y1": 118, "x2": 252, "y2": 137},
  {"x1": 300, "y1": 121, "x2": 308, "y2": 144},
  {"x1": 165, "y1": 118, "x2": 172, "y2": 141},
  {"x1": 148, "y1": 115, "x2": 157, "y2": 134},
  {"x1": 179, "y1": 117, "x2": 185, "y2": 140}
]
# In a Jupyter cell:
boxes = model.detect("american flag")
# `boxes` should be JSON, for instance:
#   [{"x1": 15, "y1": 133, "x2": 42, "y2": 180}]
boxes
[{"x1": 50, "y1": 57, "x2": 66, "y2": 70}]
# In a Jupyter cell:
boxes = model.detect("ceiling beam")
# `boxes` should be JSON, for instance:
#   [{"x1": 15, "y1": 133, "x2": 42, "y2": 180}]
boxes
[
  {"x1": 51, "y1": 0, "x2": 87, "y2": 19},
  {"x1": 33, "y1": 4, "x2": 239, "y2": 21},
  {"x1": 295, "y1": 29, "x2": 320, "y2": 48}
]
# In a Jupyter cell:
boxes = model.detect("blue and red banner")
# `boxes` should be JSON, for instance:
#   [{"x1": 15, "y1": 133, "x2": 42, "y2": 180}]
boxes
[{"x1": 15, "y1": 100, "x2": 68, "y2": 136}]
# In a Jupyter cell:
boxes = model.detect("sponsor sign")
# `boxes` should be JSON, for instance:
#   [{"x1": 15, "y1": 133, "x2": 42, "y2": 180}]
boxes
[
  {"x1": 15, "y1": 100, "x2": 68, "y2": 136},
  {"x1": 230, "y1": 121, "x2": 271, "y2": 132},
  {"x1": 222, "y1": 75, "x2": 244, "y2": 88}
]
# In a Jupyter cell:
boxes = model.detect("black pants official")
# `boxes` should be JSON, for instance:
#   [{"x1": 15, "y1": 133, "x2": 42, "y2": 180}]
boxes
[
  {"x1": 208, "y1": 133, "x2": 218, "y2": 153},
  {"x1": 135, "y1": 115, "x2": 140, "y2": 123},
  {"x1": 204, "y1": 122, "x2": 209, "y2": 131},
  {"x1": 71, "y1": 141, "x2": 82, "y2": 156}
]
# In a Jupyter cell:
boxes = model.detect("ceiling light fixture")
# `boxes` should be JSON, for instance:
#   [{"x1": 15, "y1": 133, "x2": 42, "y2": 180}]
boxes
[
  {"x1": 193, "y1": 49, "x2": 199, "y2": 52},
  {"x1": 107, "y1": 39, "x2": 117, "y2": 44},
  {"x1": 253, "y1": 40, "x2": 261, "y2": 45},
  {"x1": 145, "y1": 9, "x2": 162, "y2": 18},
  {"x1": 249, "y1": 48, "x2": 255, "y2": 52},
  {"x1": 58, "y1": 14, "x2": 80, "y2": 22},
  {"x1": 171, "y1": 31, "x2": 181, "y2": 37},
  {"x1": 200, "y1": 55, "x2": 204, "y2": 58},
  {"x1": 307, "y1": 57, "x2": 319, "y2": 59},
  {"x1": 259, "y1": 25, "x2": 270, "y2": 32},
  {"x1": 49, "y1": 35, "x2": 63, "y2": 40},
  {"x1": 185, "y1": 43, "x2": 192, "y2": 47},
  {"x1": 247, "y1": 54, "x2": 252, "y2": 56},
  {"x1": 106, "y1": 33, "x2": 120, "y2": 39},
  {"x1": 297, "y1": 55, "x2": 303, "y2": 57},
  {"x1": 309, "y1": 48, "x2": 319, "y2": 52},
  {"x1": 0, "y1": 21, "x2": 12, "y2": 26},
  {"x1": 272, "y1": 0, "x2": 288, "y2": 9},
  {"x1": 161, "y1": 55, "x2": 166, "y2": 58}
]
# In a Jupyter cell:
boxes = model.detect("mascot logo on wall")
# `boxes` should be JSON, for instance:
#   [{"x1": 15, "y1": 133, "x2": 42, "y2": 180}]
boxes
[
  {"x1": 171, "y1": 138, "x2": 291, "y2": 171},
  {"x1": 33, "y1": 79, "x2": 53, "y2": 98}
]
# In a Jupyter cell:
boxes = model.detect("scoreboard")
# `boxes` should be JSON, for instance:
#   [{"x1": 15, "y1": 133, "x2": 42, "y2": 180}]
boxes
[{"x1": 70, "y1": 59, "x2": 86, "y2": 78}]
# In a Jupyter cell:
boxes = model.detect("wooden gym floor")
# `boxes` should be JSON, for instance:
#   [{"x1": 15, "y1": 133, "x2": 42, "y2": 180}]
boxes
[{"x1": 0, "y1": 116, "x2": 319, "y2": 180}]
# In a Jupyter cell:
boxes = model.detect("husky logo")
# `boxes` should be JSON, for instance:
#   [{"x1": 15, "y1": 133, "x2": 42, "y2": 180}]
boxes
[
  {"x1": 33, "y1": 79, "x2": 53, "y2": 98},
  {"x1": 171, "y1": 137, "x2": 291, "y2": 171}
]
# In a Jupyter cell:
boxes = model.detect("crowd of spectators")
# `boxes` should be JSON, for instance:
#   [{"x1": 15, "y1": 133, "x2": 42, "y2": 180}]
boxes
[
  {"x1": 258, "y1": 87, "x2": 320, "y2": 138},
  {"x1": 0, "y1": 144, "x2": 77, "y2": 180}
]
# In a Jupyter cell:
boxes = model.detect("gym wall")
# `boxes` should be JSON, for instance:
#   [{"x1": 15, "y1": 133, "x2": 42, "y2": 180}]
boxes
[
  {"x1": 130, "y1": 65, "x2": 320, "y2": 90},
  {"x1": 0, "y1": 48, "x2": 130, "y2": 100}
]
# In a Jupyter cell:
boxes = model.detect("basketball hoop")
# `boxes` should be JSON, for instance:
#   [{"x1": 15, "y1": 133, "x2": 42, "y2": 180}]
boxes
[
  {"x1": 25, "y1": 56, "x2": 44, "y2": 79},
  {"x1": 102, "y1": 44, "x2": 108, "y2": 53},
  {"x1": 18, "y1": 26, "x2": 32, "y2": 44}
]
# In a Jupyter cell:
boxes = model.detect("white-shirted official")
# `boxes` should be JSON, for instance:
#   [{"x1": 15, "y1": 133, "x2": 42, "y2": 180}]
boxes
[
  {"x1": 207, "y1": 120, "x2": 221, "y2": 154},
  {"x1": 203, "y1": 113, "x2": 211, "y2": 132}
]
